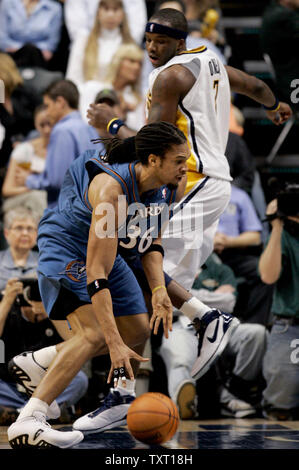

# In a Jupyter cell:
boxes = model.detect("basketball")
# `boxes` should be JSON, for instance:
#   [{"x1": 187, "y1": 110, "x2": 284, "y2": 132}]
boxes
[{"x1": 127, "y1": 392, "x2": 179, "y2": 445}]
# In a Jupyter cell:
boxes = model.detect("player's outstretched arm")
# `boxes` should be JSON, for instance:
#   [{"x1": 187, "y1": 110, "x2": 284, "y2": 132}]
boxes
[
  {"x1": 225, "y1": 65, "x2": 293, "y2": 125},
  {"x1": 141, "y1": 238, "x2": 173, "y2": 339},
  {"x1": 87, "y1": 174, "x2": 148, "y2": 383}
]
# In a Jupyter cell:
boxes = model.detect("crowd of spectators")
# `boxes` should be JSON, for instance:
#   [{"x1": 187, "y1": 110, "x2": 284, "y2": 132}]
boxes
[{"x1": 0, "y1": 0, "x2": 298, "y2": 424}]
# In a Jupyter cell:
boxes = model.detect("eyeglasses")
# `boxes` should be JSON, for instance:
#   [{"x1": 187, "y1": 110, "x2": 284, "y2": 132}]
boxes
[{"x1": 10, "y1": 226, "x2": 37, "y2": 233}]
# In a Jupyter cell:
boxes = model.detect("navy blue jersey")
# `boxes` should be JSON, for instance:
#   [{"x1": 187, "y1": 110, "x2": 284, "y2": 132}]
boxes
[{"x1": 37, "y1": 149, "x2": 175, "y2": 317}]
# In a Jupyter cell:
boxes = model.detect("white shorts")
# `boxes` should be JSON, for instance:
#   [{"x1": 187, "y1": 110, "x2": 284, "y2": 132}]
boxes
[{"x1": 162, "y1": 176, "x2": 231, "y2": 290}]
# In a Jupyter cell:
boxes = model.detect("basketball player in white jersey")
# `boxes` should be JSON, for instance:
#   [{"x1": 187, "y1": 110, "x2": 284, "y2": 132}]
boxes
[{"x1": 87, "y1": 8, "x2": 292, "y2": 378}]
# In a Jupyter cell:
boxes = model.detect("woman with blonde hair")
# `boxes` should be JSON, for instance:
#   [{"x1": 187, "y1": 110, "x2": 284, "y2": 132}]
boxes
[
  {"x1": 79, "y1": 43, "x2": 145, "y2": 130},
  {"x1": 0, "y1": 53, "x2": 38, "y2": 188},
  {"x1": 66, "y1": 0, "x2": 135, "y2": 86},
  {"x1": 2, "y1": 104, "x2": 52, "y2": 219}
]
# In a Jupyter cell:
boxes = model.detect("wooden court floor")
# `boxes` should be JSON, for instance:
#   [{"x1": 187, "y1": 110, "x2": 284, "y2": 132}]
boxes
[{"x1": 1, "y1": 419, "x2": 299, "y2": 450}]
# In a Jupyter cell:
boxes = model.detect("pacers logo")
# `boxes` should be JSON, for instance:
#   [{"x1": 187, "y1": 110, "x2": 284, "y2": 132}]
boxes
[{"x1": 62, "y1": 260, "x2": 86, "y2": 283}]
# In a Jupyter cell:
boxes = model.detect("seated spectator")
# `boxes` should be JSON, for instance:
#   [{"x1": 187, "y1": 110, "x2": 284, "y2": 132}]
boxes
[
  {"x1": 0, "y1": 208, "x2": 88, "y2": 425},
  {"x1": 183, "y1": 0, "x2": 225, "y2": 47},
  {"x1": 0, "y1": 0, "x2": 63, "y2": 69},
  {"x1": 64, "y1": 0, "x2": 147, "y2": 46},
  {"x1": 159, "y1": 253, "x2": 267, "y2": 419},
  {"x1": 261, "y1": 0, "x2": 299, "y2": 111},
  {"x1": 14, "y1": 79, "x2": 105, "y2": 207},
  {"x1": 2, "y1": 104, "x2": 52, "y2": 219},
  {"x1": 225, "y1": 131, "x2": 256, "y2": 196},
  {"x1": 214, "y1": 185, "x2": 274, "y2": 326},
  {"x1": 66, "y1": 0, "x2": 136, "y2": 86},
  {"x1": 259, "y1": 198, "x2": 299, "y2": 420},
  {"x1": 0, "y1": 208, "x2": 40, "y2": 291},
  {"x1": 79, "y1": 44, "x2": 145, "y2": 130},
  {"x1": 0, "y1": 53, "x2": 39, "y2": 189}
]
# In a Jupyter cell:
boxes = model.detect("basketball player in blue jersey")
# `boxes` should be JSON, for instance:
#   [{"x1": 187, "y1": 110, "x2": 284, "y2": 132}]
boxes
[
  {"x1": 8, "y1": 121, "x2": 238, "y2": 448},
  {"x1": 87, "y1": 8, "x2": 293, "y2": 380}
]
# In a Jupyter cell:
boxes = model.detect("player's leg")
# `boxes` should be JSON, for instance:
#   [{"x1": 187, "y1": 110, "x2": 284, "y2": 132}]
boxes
[
  {"x1": 7, "y1": 303, "x2": 107, "y2": 448},
  {"x1": 73, "y1": 312, "x2": 150, "y2": 434}
]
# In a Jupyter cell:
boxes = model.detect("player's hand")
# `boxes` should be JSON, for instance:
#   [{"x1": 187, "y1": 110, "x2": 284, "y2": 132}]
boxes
[
  {"x1": 107, "y1": 342, "x2": 149, "y2": 387},
  {"x1": 150, "y1": 288, "x2": 173, "y2": 339},
  {"x1": 87, "y1": 103, "x2": 117, "y2": 132},
  {"x1": 266, "y1": 102, "x2": 292, "y2": 125}
]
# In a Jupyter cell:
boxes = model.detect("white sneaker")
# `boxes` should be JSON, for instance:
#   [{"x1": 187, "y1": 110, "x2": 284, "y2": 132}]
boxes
[
  {"x1": 8, "y1": 411, "x2": 83, "y2": 448},
  {"x1": 73, "y1": 389, "x2": 135, "y2": 434},
  {"x1": 190, "y1": 310, "x2": 240, "y2": 380},
  {"x1": 221, "y1": 399, "x2": 256, "y2": 418},
  {"x1": 8, "y1": 351, "x2": 60, "y2": 419}
]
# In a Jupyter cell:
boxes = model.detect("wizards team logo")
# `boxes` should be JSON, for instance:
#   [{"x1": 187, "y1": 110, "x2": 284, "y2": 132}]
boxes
[{"x1": 61, "y1": 260, "x2": 86, "y2": 282}]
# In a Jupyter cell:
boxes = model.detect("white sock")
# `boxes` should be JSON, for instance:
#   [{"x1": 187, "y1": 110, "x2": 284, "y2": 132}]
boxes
[
  {"x1": 116, "y1": 379, "x2": 135, "y2": 396},
  {"x1": 180, "y1": 296, "x2": 211, "y2": 321},
  {"x1": 17, "y1": 397, "x2": 48, "y2": 421},
  {"x1": 33, "y1": 346, "x2": 57, "y2": 369}
]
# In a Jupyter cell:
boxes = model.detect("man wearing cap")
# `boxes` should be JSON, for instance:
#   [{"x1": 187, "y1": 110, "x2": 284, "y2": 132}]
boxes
[{"x1": 87, "y1": 8, "x2": 292, "y2": 377}]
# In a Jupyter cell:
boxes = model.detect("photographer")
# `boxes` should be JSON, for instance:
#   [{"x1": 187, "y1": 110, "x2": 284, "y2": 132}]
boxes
[{"x1": 259, "y1": 193, "x2": 299, "y2": 420}]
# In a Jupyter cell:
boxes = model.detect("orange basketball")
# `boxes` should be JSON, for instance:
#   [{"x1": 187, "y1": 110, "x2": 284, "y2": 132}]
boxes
[{"x1": 127, "y1": 392, "x2": 179, "y2": 445}]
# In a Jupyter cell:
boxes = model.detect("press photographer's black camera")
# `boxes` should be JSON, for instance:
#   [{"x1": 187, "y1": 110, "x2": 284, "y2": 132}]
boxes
[
  {"x1": 276, "y1": 183, "x2": 299, "y2": 218},
  {"x1": 17, "y1": 278, "x2": 41, "y2": 307}
]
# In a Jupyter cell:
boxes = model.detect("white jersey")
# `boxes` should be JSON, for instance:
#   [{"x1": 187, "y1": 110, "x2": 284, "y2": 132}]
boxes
[{"x1": 147, "y1": 46, "x2": 232, "y2": 193}]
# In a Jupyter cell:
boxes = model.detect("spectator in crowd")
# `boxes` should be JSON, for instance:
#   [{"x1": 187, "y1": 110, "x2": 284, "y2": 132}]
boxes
[
  {"x1": 14, "y1": 79, "x2": 104, "y2": 207},
  {"x1": 66, "y1": 0, "x2": 136, "y2": 86},
  {"x1": 214, "y1": 185, "x2": 274, "y2": 326},
  {"x1": 0, "y1": 53, "x2": 39, "y2": 190},
  {"x1": 259, "y1": 198, "x2": 299, "y2": 420},
  {"x1": 0, "y1": 208, "x2": 39, "y2": 291},
  {"x1": 183, "y1": 0, "x2": 225, "y2": 46},
  {"x1": 261, "y1": 0, "x2": 299, "y2": 111},
  {"x1": 64, "y1": 0, "x2": 147, "y2": 46},
  {"x1": 79, "y1": 44, "x2": 145, "y2": 131},
  {"x1": 0, "y1": 0, "x2": 63, "y2": 69},
  {"x1": 159, "y1": 253, "x2": 267, "y2": 419},
  {"x1": 225, "y1": 128, "x2": 256, "y2": 196},
  {"x1": 0, "y1": 207, "x2": 88, "y2": 425},
  {"x1": 2, "y1": 104, "x2": 52, "y2": 219}
]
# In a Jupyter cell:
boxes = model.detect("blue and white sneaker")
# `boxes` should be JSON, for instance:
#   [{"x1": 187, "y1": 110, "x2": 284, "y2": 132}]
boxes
[
  {"x1": 73, "y1": 389, "x2": 135, "y2": 434},
  {"x1": 190, "y1": 309, "x2": 240, "y2": 380}
]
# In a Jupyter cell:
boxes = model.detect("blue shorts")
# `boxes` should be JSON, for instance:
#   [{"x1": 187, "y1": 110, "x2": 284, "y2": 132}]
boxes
[
  {"x1": 38, "y1": 243, "x2": 148, "y2": 320},
  {"x1": 38, "y1": 220, "x2": 173, "y2": 320}
]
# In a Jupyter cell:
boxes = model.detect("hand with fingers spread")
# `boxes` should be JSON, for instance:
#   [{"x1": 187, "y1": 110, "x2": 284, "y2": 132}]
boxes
[
  {"x1": 107, "y1": 342, "x2": 149, "y2": 387},
  {"x1": 150, "y1": 286, "x2": 173, "y2": 339}
]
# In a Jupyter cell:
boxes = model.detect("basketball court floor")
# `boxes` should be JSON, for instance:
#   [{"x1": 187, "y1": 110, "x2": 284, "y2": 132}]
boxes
[{"x1": 1, "y1": 419, "x2": 299, "y2": 450}]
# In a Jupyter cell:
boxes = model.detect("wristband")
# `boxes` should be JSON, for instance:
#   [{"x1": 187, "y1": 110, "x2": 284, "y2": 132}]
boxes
[
  {"x1": 107, "y1": 118, "x2": 125, "y2": 135},
  {"x1": 262, "y1": 98, "x2": 280, "y2": 112},
  {"x1": 141, "y1": 244, "x2": 165, "y2": 258},
  {"x1": 87, "y1": 278, "x2": 109, "y2": 299},
  {"x1": 152, "y1": 285, "x2": 166, "y2": 295}
]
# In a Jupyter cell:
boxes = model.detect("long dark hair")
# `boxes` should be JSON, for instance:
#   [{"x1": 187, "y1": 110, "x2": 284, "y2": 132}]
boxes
[{"x1": 95, "y1": 122, "x2": 186, "y2": 165}]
